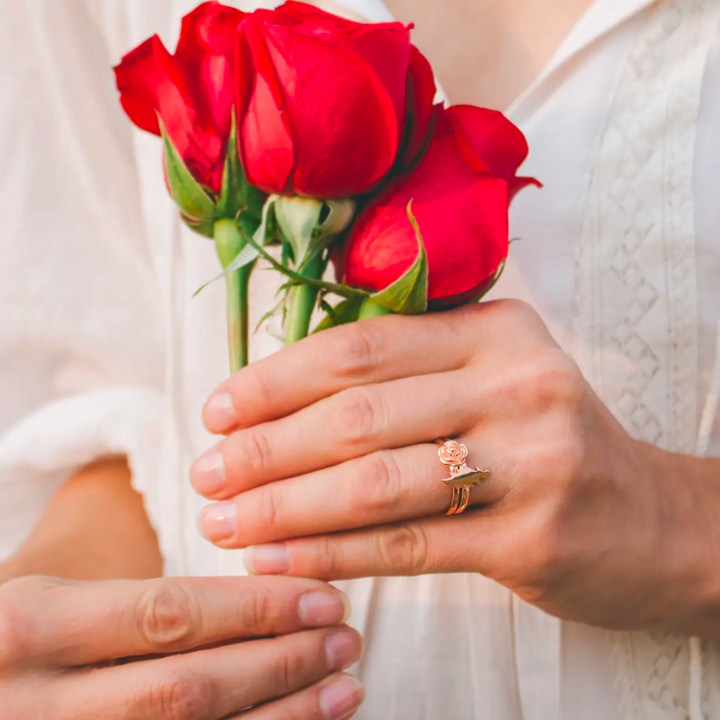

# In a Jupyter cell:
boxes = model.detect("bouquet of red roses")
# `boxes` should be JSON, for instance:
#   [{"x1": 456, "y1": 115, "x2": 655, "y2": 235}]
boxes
[{"x1": 114, "y1": 0, "x2": 539, "y2": 372}]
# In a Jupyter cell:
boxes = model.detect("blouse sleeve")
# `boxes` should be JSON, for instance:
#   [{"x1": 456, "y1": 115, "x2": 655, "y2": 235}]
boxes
[{"x1": 0, "y1": 0, "x2": 171, "y2": 565}]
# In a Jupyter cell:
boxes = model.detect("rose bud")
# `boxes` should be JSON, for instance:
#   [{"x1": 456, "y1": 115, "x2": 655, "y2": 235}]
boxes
[
  {"x1": 115, "y1": 2, "x2": 245, "y2": 196},
  {"x1": 114, "y1": 2, "x2": 266, "y2": 373},
  {"x1": 335, "y1": 105, "x2": 541, "y2": 308},
  {"x1": 237, "y1": 1, "x2": 436, "y2": 199}
]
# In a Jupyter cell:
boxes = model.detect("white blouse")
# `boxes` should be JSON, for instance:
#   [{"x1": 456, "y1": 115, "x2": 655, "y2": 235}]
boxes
[{"x1": 0, "y1": 0, "x2": 719, "y2": 718}]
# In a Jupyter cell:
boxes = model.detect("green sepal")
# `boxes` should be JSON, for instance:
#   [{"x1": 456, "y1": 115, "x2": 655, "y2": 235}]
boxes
[
  {"x1": 322, "y1": 199, "x2": 357, "y2": 238},
  {"x1": 181, "y1": 212, "x2": 215, "y2": 239},
  {"x1": 216, "y1": 109, "x2": 265, "y2": 222},
  {"x1": 275, "y1": 196, "x2": 324, "y2": 266},
  {"x1": 274, "y1": 196, "x2": 356, "y2": 269},
  {"x1": 313, "y1": 297, "x2": 365, "y2": 333},
  {"x1": 370, "y1": 202, "x2": 428, "y2": 314},
  {"x1": 160, "y1": 119, "x2": 215, "y2": 224}
]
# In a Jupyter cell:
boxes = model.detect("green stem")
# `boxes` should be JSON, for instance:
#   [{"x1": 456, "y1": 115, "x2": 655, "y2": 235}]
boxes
[
  {"x1": 358, "y1": 298, "x2": 393, "y2": 320},
  {"x1": 285, "y1": 254, "x2": 324, "y2": 344},
  {"x1": 214, "y1": 218, "x2": 251, "y2": 373}
]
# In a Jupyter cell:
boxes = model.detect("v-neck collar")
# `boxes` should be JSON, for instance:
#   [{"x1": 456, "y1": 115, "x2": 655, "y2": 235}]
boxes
[{"x1": 337, "y1": 0, "x2": 661, "y2": 120}]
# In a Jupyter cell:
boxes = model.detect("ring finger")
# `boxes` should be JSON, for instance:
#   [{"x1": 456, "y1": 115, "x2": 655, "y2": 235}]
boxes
[
  {"x1": 199, "y1": 433, "x2": 509, "y2": 548},
  {"x1": 192, "y1": 369, "x2": 491, "y2": 502}
]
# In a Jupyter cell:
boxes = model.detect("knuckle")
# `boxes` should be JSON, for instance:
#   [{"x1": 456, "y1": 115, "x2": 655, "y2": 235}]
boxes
[
  {"x1": 240, "y1": 583, "x2": 276, "y2": 635},
  {"x1": 375, "y1": 523, "x2": 429, "y2": 576},
  {"x1": 233, "y1": 429, "x2": 274, "y2": 475},
  {"x1": 307, "y1": 536, "x2": 342, "y2": 579},
  {"x1": 509, "y1": 350, "x2": 585, "y2": 416},
  {"x1": 350, "y1": 451, "x2": 403, "y2": 515},
  {"x1": 532, "y1": 350, "x2": 585, "y2": 409},
  {"x1": 253, "y1": 486, "x2": 284, "y2": 532},
  {"x1": 472, "y1": 297, "x2": 537, "y2": 328},
  {"x1": 327, "y1": 324, "x2": 383, "y2": 378},
  {"x1": 267, "y1": 638, "x2": 309, "y2": 692},
  {"x1": 526, "y1": 416, "x2": 586, "y2": 492},
  {"x1": 135, "y1": 580, "x2": 199, "y2": 651},
  {"x1": 333, "y1": 386, "x2": 387, "y2": 445},
  {"x1": 493, "y1": 297, "x2": 537, "y2": 320},
  {"x1": 144, "y1": 667, "x2": 214, "y2": 720}
]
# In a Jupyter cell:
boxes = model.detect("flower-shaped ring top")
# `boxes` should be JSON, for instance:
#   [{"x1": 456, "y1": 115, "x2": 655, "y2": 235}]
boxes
[
  {"x1": 438, "y1": 440, "x2": 469, "y2": 467},
  {"x1": 436, "y1": 439, "x2": 491, "y2": 516}
]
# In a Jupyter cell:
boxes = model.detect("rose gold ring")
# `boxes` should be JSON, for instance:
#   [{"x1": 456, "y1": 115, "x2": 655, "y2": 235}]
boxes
[{"x1": 436, "y1": 439, "x2": 490, "y2": 516}]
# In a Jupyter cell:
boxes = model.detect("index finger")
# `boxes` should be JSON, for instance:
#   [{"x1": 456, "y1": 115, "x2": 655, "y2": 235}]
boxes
[
  {"x1": 0, "y1": 575, "x2": 350, "y2": 668},
  {"x1": 204, "y1": 307, "x2": 481, "y2": 434}
]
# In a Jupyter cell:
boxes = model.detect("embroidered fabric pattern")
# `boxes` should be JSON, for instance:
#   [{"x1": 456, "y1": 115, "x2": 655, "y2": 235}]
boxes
[{"x1": 571, "y1": 0, "x2": 720, "y2": 717}]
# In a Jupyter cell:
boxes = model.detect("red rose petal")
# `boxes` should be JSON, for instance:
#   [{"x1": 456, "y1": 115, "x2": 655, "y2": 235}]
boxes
[
  {"x1": 115, "y1": 26, "x2": 229, "y2": 192},
  {"x1": 447, "y1": 104, "x2": 530, "y2": 181},
  {"x1": 175, "y1": 1, "x2": 245, "y2": 141},
  {"x1": 340, "y1": 107, "x2": 516, "y2": 302},
  {"x1": 400, "y1": 45, "x2": 437, "y2": 168},
  {"x1": 114, "y1": 36, "x2": 182, "y2": 137},
  {"x1": 241, "y1": 17, "x2": 294, "y2": 193},
  {"x1": 261, "y1": 21, "x2": 399, "y2": 198},
  {"x1": 508, "y1": 175, "x2": 543, "y2": 202},
  {"x1": 341, "y1": 22, "x2": 411, "y2": 141},
  {"x1": 242, "y1": 71, "x2": 295, "y2": 193}
]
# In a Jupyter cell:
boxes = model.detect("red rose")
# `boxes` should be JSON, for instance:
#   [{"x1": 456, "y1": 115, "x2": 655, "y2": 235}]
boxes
[
  {"x1": 114, "y1": 1, "x2": 245, "y2": 194},
  {"x1": 237, "y1": 1, "x2": 436, "y2": 199},
  {"x1": 336, "y1": 105, "x2": 540, "y2": 305}
]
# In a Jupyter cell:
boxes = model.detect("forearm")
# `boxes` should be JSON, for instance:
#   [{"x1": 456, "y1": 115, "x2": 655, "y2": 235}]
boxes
[{"x1": 0, "y1": 457, "x2": 163, "y2": 584}]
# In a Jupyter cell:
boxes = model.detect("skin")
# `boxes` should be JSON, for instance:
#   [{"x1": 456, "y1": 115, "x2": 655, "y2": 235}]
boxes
[
  {"x1": 0, "y1": 459, "x2": 163, "y2": 583},
  {"x1": 193, "y1": 302, "x2": 720, "y2": 638},
  {"x1": 0, "y1": 574, "x2": 364, "y2": 720},
  {"x1": 0, "y1": 461, "x2": 365, "y2": 720}
]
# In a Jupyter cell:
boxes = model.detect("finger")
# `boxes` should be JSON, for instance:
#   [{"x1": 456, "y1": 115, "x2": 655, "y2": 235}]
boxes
[
  {"x1": 204, "y1": 301, "x2": 557, "y2": 436},
  {"x1": 203, "y1": 308, "x2": 483, "y2": 434},
  {"x1": 233, "y1": 674, "x2": 364, "y2": 720},
  {"x1": 245, "y1": 515, "x2": 499, "y2": 581},
  {"x1": 0, "y1": 575, "x2": 350, "y2": 668},
  {"x1": 193, "y1": 369, "x2": 485, "y2": 500},
  {"x1": 53, "y1": 627, "x2": 363, "y2": 720},
  {"x1": 199, "y1": 436, "x2": 508, "y2": 549}
]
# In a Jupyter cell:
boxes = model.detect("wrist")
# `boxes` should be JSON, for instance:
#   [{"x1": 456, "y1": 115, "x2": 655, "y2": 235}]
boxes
[{"x1": 649, "y1": 445, "x2": 720, "y2": 637}]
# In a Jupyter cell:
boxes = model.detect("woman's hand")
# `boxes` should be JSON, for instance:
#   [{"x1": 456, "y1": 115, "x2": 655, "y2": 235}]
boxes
[
  {"x1": 192, "y1": 300, "x2": 720, "y2": 637},
  {"x1": 0, "y1": 575, "x2": 364, "y2": 720}
]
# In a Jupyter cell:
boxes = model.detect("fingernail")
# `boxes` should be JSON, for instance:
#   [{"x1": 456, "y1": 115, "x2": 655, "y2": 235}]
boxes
[
  {"x1": 190, "y1": 450, "x2": 226, "y2": 497},
  {"x1": 244, "y1": 544, "x2": 291, "y2": 575},
  {"x1": 325, "y1": 629, "x2": 361, "y2": 671},
  {"x1": 198, "y1": 502, "x2": 237, "y2": 542},
  {"x1": 204, "y1": 392, "x2": 237, "y2": 432},
  {"x1": 319, "y1": 675, "x2": 365, "y2": 720},
  {"x1": 299, "y1": 590, "x2": 351, "y2": 627}
]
